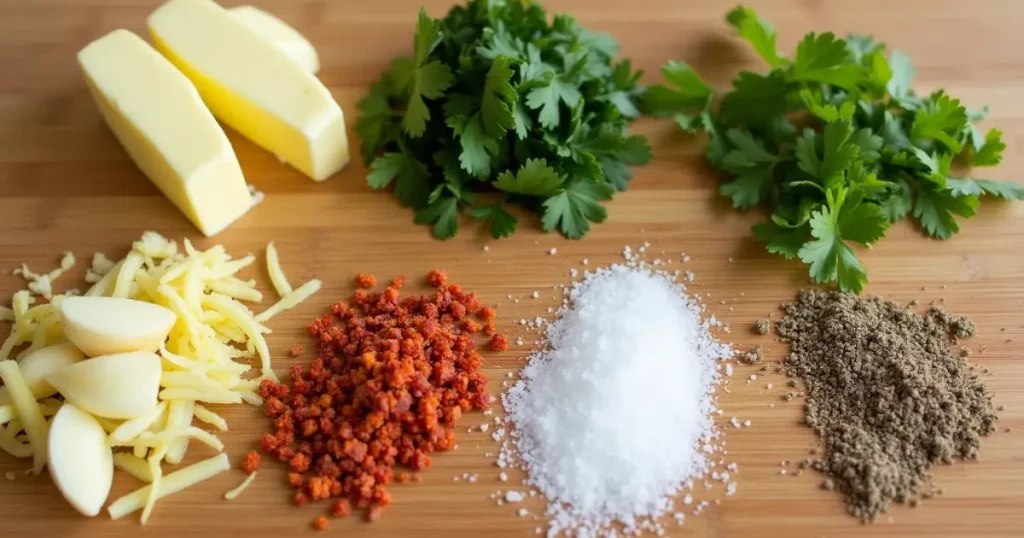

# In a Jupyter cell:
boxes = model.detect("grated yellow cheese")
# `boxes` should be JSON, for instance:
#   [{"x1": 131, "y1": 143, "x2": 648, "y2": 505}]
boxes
[
  {"x1": 124, "y1": 426, "x2": 223, "y2": 453},
  {"x1": 223, "y1": 471, "x2": 257, "y2": 500},
  {"x1": 163, "y1": 399, "x2": 194, "y2": 465},
  {"x1": 192, "y1": 404, "x2": 227, "y2": 432},
  {"x1": 107, "y1": 453, "x2": 230, "y2": 520},
  {"x1": 265, "y1": 242, "x2": 292, "y2": 297},
  {"x1": 0, "y1": 231, "x2": 321, "y2": 522},
  {"x1": 0, "y1": 361, "x2": 48, "y2": 473},
  {"x1": 113, "y1": 452, "x2": 154, "y2": 483},
  {"x1": 108, "y1": 402, "x2": 168, "y2": 445},
  {"x1": 253, "y1": 279, "x2": 322, "y2": 324},
  {"x1": 112, "y1": 251, "x2": 145, "y2": 298},
  {"x1": 159, "y1": 387, "x2": 242, "y2": 405}
]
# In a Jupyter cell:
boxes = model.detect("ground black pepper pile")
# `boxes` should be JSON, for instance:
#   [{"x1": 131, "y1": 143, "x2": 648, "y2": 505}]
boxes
[{"x1": 776, "y1": 290, "x2": 997, "y2": 521}]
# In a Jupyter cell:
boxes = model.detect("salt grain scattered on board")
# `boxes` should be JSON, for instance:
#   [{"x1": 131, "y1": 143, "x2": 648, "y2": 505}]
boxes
[{"x1": 497, "y1": 245, "x2": 735, "y2": 538}]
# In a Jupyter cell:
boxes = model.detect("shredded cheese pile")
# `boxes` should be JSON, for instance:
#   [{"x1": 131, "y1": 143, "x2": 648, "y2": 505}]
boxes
[{"x1": 0, "y1": 231, "x2": 320, "y2": 523}]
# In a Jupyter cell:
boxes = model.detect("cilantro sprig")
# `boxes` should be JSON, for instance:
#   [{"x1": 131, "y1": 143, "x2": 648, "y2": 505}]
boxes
[
  {"x1": 356, "y1": 1, "x2": 651, "y2": 240},
  {"x1": 646, "y1": 6, "x2": 1024, "y2": 293}
]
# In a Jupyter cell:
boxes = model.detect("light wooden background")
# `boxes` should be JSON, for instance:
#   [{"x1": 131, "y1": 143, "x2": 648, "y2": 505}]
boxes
[{"x1": 0, "y1": 0, "x2": 1022, "y2": 537}]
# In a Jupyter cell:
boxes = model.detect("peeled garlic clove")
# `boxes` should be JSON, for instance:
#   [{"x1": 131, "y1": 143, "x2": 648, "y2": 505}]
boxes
[
  {"x1": 60, "y1": 296, "x2": 175, "y2": 357},
  {"x1": 0, "y1": 343, "x2": 85, "y2": 405},
  {"x1": 46, "y1": 351, "x2": 161, "y2": 419},
  {"x1": 48, "y1": 403, "x2": 114, "y2": 517}
]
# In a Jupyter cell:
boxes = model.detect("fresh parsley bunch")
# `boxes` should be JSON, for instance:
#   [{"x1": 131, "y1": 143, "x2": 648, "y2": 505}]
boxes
[
  {"x1": 645, "y1": 6, "x2": 1023, "y2": 292},
  {"x1": 356, "y1": 1, "x2": 651, "y2": 240}
]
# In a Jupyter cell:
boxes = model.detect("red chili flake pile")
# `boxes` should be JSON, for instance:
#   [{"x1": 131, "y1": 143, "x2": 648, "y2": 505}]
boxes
[{"x1": 257, "y1": 271, "x2": 500, "y2": 524}]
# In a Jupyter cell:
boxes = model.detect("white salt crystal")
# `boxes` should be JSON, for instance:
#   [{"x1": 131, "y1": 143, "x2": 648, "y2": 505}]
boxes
[
  {"x1": 500, "y1": 258, "x2": 733, "y2": 538},
  {"x1": 481, "y1": 424, "x2": 490, "y2": 433},
  {"x1": 506, "y1": 491, "x2": 525, "y2": 503},
  {"x1": 518, "y1": 508, "x2": 530, "y2": 517},
  {"x1": 549, "y1": 248, "x2": 557, "y2": 255},
  {"x1": 500, "y1": 472, "x2": 508, "y2": 482},
  {"x1": 532, "y1": 291, "x2": 540, "y2": 299}
]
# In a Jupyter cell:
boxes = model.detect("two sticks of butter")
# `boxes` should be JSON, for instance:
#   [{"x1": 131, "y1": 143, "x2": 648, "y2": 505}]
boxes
[{"x1": 78, "y1": 0, "x2": 349, "y2": 237}]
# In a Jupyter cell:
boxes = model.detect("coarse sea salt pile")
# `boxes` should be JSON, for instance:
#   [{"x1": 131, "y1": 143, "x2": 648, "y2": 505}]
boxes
[{"x1": 499, "y1": 248, "x2": 734, "y2": 538}]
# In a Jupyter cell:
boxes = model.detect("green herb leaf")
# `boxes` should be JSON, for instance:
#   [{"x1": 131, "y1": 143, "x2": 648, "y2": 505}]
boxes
[
  {"x1": 913, "y1": 185, "x2": 979, "y2": 239},
  {"x1": 947, "y1": 178, "x2": 1024, "y2": 200},
  {"x1": 790, "y1": 33, "x2": 863, "y2": 89},
  {"x1": 526, "y1": 74, "x2": 582, "y2": 129},
  {"x1": 367, "y1": 152, "x2": 431, "y2": 207},
  {"x1": 720, "y1": 70, "x2": 791, "y2": 124},
  {"x1": 798, "y1": 204, "x2": 872, "y2": 293},
  {"x1": 972, "y1": 128, "x2": 1005, "y2": 167},
  {"x1": 414, "y1": 194, "x2": 460, "y2": 240},
  {"x1": 721, "y1": 168, "x2": 773, "y2": 209},
  {"x1": 642, "y1": 61, "x2": 712, "y2": 117},
  {"x1": 471, "y1": 203, "x2": 518, "y2": 238},
  {"x1": 458, "y1": 114, "x2": 499, "y2": 178},
  {"x1": 494, "y1": 158, "x2": 565, "y2": 196},
  {"x1": 541, "y1": 180, "x2": 615, "y2": 239},
  {"x1": 726, "y1": 6, "x2": 786, "y2": 67},
  {"x1": 752, "y1": 222, "x2": 807, "y2": 259},
  {"x1": 481, "y1": 57, "x2": 518, "y2": 139},
  {"x1": 910, "y1": 92, "x2": 967, "y2": 152},
  {"x1": 887, "y1": 49, "x2": 915, "y2": 100}
]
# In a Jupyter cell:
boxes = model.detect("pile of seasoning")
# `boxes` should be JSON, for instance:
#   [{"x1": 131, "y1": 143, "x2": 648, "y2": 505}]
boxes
[
  {"x1": 776, "y1": 290, "x2": 997, "y2": 521},
  {"x1": 500, "y1": 248, "x2": 734, "y2": 538},
  {"x1": 257, "y1": 272, "x2": 500, "y2": 527}
]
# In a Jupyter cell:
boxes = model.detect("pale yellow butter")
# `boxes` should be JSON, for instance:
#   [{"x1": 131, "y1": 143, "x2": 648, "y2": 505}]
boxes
[
  {"x1": 78, "y1": 29, "x2": 253, "y2": 237},
  {"x1": 149, "y1": 0, "x2": 349, "y2": 182},
  {"x1": 230, "y1": 5, "x2": 320, "y2": 75}
]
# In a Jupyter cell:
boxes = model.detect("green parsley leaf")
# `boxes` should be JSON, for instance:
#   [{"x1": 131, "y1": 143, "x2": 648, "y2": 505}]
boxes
[
  {"x1": 910, "y1": 92, "x2": 967, "y2": 152},
  {"x1": 726, "y1": 6, "x2": 786, "y2": 67},
  {"x1": 913, "y1": 185, "x2": 979, "y2": 239},
  {"x1": 414, "y1": 194, "x2": 460, "y2": 240},
  {"x1": 481, "y1": 57, "x2": 518, "y2": 139},
  {"x1": 355, "y1": 89, "x2": 392, "y2": 163},
  {"x1": 845, "y1": 35, "x2": 883, "y2": 62},
  {"x1": 798, "y1": 205, "x2": 870, "y2": 293},
  {"x1": 470, "y1": 203, "x2": 518, "y2": 238},
  {"x1": 526, "y1": 74, "x2": 582, "y2": 129},
  {"x1": 887, "y1": 49, "x2": 915, "y2": 100},
  {"x1": 458, "y1": 114, "x2": 499, "y2": 178},
  {"x1": 947, "y1": 178, "x2": 1024, "y2": 200},
  {"x1": 494, "y1": 158, "x2": 565, "y2": 196},
  {"x1": 972, "y1": 128, "x2": 1005, "y2": 167},
  {"x1": 642, "y1": 61, "x2": 712, "y2": 117},
  {"x1": 402, "y1": 10, "x2": 455, "y2": 137},
  {"x1": 541, "y1": 180, "x2": 614, "y2": 239},
  {"x1": 719, "y1": 70, "x2": 791, "y2": 124},
  {"x1": 721, "y1": 168, "x2": 773, "y2": 209},
  {"x1": 790, "y1": 32, "x2": 863, "y2": 89},
  {"x1": 367, "y1": 152, "x2": 431, "y2": 207},
  {"x1": 879, "y1": 179, "x2": 913, "y2": 222},
  {"x1": 720, "y1": 129, "x2": 776, "y2": 173},
  {"x1": 752, "y1": 222, "x2": 807, "y2": 259}
]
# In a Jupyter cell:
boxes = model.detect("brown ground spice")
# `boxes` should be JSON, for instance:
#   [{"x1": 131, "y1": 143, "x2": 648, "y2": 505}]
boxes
[{"x1": 776, "y1": 290, "x2": 996, "y2": 522}]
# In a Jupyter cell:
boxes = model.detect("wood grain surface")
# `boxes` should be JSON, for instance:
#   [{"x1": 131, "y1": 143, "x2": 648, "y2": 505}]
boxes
[{"x1": 1, "y1": 0, "x2": 1022, "y2": 537}]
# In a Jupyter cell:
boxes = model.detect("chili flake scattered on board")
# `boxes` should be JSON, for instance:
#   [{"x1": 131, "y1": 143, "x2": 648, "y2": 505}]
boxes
[{"x1": 258, "y1": 272, "x2": 498, "y2": 524}]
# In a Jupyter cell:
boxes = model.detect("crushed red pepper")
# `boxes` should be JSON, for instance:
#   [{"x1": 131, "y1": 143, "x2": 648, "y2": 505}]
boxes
[
  {"x1": 289, "y1": 346, "x2": 304, "y2": 357},
  {"x1": 258, "y1": 272, "x2": 498, "y2": 524},
  {"x1": 241, "y1": 451, "x2": 261, "y2": 474},
  {"x1": 313, "y1": 515, "x2": 328, "y2": 530},
  {"x1": 355, "y1": 273, "x2": 376, "y2": 288}
]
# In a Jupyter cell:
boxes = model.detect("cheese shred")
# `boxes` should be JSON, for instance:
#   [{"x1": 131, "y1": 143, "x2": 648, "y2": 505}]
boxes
[
  {"x1": 113, "y1": 453, "x2": 154, "y2": 483},
  {"x1": 0, "y1": 361, "x2": 48, "y2": 473},
  {"x1": 223, "y1": 471, "x2": 257, "y2": 500},
  {"x1": 0, "y1": 231, "x2": 320, "y2": 523},
  {"x1": 108, "y1": 453, "x2": 230, "y2": 520},
  {"x1": 265, "y1": 242, "x2": 292, "y2": 297}
]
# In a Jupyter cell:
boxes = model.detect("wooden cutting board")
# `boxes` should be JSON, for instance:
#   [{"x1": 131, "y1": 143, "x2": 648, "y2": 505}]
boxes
[{"x1": 0, "y1": 0, "x2": 1022, "y2": 536}]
